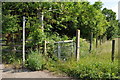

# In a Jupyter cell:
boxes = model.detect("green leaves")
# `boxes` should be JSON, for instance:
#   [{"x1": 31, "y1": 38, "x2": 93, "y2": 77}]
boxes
[
  {"x1": 102, "y1": 8, "x2": 118, "y2": 39},
  {"x1": 2, "y1": 2, "x2": 118, "y2": 42},
  {"x1": 2, "y1": 15, "x2": 20, "y2": 33},
  {"x1": 27, "y1": 50, "x2": 45, "y2": 71}
]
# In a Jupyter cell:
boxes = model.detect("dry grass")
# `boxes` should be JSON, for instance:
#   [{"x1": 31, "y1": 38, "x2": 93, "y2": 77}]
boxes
[{"x1": 93, "y1": 38, "x2": 118, "y2": 61}]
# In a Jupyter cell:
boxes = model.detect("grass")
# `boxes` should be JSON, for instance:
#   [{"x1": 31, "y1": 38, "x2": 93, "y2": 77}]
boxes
[
  {"x1": 2, "y1": 38, "x2": 119, "y2": 78},
  {"x1": 45, "y1": 38, "x2": 119, "y2": 79}
]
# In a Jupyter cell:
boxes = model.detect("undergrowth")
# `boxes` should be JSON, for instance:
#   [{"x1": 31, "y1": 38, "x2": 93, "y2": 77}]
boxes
[
  {"x1": 45, "y1": 54, "x2": 119, "y2": 79},
  {"x1": 45, "y1": 38, "x2": 119, "y2": 79}
]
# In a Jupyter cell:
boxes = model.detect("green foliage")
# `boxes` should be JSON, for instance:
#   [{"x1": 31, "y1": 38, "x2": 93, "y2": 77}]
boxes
[
  {"x1": 26, "y1": 50, "x2": 45, "y2": 71},
  {"x1": 2, "y1": 46, "x2": 22, "y2": 64},
  {"x1": 45, "y1": 54, "x2": 119, "y2": 79},
  {"x1": 1, "y1": 2, "x2": 114, "y2": 40},
  {"x1": 2, "y1": 52, "x2": 16, "y2": 64},
  {"x1": 44, "y1": 39, "x2": 119, "y2": 79},
  {"x1": 93, "y1": 1, "x2": 103, "y2": 10},
  {"x1": 2, "y1": 15, "x2": 20, "y2": 33},
  {"x1": 102, "y1": 8, "x2": 118, "y2": 39},
  {"x1": 2, "y1": 2, "x2": 119, "y2": 78},
  {"x1": 2, "y1": 2, "x2": 118, "y2": 42}
]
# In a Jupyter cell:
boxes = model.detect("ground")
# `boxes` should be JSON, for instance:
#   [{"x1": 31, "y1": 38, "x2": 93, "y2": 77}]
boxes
[{"x1": 0, "y1": 64, "x2": 69, "y2": 78}]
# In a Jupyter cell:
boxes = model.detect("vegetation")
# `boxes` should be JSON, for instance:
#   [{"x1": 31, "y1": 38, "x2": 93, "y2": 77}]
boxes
[
  {"x1": 2, "y1": 2, "x2": 119, "y2": 42},
  {"x1": 45, "y1": 39, "x2": 119, "y2": 79},
  {"x1": 26, "y1": 50, "x2": 45, "y2": 71},
  {"x1": 2, "y1": 1, "x2": 119, "y2": 79}
]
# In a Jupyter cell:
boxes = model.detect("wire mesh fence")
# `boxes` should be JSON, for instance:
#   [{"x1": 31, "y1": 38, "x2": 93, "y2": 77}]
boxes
[{"x1": 46, "y1": 40, "x2": 76, "y2": 60}]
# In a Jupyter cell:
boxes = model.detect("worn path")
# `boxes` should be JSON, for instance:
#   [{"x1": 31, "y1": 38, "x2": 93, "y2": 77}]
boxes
[{"x1": 1, "y1": 64, "x2": 69, "y2": 78}]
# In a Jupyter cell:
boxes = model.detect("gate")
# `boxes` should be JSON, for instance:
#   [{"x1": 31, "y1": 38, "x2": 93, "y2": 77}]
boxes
[{"x1": 44, "y1": 40, "x2": 76, "y2": 60}]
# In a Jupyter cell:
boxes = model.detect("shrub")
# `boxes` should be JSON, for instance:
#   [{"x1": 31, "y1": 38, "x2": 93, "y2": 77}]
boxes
[{"x1": 26, "y1": 50, "x2": 45, "y2": 71}]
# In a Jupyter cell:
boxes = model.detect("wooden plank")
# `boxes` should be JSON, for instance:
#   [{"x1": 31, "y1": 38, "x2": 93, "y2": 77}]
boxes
[
  {"x1": 55, "y1": 40, "x2": 73, "y2": 43},
  {"x1": 1, "y1": 45, "x2": 22, "y2": 47},
  {"x1": 46, "y1": 40, "x2": 73, "y2": 44},
  {"x1": 1, "y1": 44, "x2": 31, "y2": 47},
  {"x1": 0, "y1": 40, "x2": 7, "y2": 41},
  {"x1": 0, "y1": 39, "x2": 35, "y2": 42},
  {"x1": 0, "y1": 43, "x2": 6, "y2": 45},
  {"x1": 2, "y1": 49, "x2": 24, "y2": 52}
]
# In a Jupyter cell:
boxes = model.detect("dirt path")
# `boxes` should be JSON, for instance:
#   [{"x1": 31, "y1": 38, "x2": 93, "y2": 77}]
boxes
[{"x1": 1, "y1": 64, "x2": 69, "y2": 78}]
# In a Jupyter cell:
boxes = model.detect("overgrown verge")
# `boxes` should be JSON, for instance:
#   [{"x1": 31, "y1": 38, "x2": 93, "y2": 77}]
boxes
[
  {"x1": 44, "y1": 38, "x2": 119, "y2": 79},
  {"x1": 45, "y1": 55, "x2": 119, "y2": 79},
  {"x1": 2, "y1": 38, "x2": 119, "y2": 79}
]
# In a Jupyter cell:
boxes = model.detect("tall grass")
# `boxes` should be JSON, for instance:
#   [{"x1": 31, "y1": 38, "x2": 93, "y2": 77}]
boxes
[{"x1": 45, "y1": 38, "x2": 119, "y2": 79}]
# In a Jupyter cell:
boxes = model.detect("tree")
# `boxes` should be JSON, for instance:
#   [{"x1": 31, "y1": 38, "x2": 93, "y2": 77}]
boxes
[{"x1": 102, "y1": 8, "x2": 118, "y2": 39}]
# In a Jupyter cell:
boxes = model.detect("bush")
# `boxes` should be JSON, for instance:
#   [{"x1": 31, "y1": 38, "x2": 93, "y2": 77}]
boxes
[{"x1": 26, "y1": 50, "x2": 45, "y2": 71}]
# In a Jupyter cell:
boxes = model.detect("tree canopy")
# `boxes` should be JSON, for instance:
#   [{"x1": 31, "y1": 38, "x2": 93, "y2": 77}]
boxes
[{"x1": 2, "y1": 2, "x2": 119, "y2": 44}]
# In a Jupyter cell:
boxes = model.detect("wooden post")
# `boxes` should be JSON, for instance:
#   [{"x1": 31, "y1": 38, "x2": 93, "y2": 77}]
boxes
[
  {"x1": 71, "y1": 42, "x2": 73, "y2": 57},
  {"x1": 100, "y1": 35, "x2": 102, "y2": 45},
  {"x1": 44, "y1": 40, "x2": 47, "y2": 55},
  {"x1": 41, "y1": 12, "x2": 44, "y2": 32},
  {"x1": 89, "y1": 32, "x2": 93, "y2": 53},
  {"x1": 111, "y1": 40, "x2": 115, "y2": 62},
  {"x1": 96, "y1": 35, "x2": 98, "y2": 48},
  {"x1": 103, "y1": 36, "x2": 105, "y2": 43},
  {"x1": 38, "y1": 9, "x2": 44, "y2": 32},
  {"x1": 102, "y1": 36, "x2": 104, "y2": 43},
  {"x1": 76, "y1": 30, "x2": 80, "y2": 61},
  {"x1": 118, "y1": 38, "x2": 120, "y2": 74},
  {"x1": 73, "y1": 41, "x2": 76, "y2": 57},
  {"x1": 23, "y1": 16, "x2": 26, "y2": 66},
  {"x1": 38, "y1": 44, "x2": 40, "y2": 54}
]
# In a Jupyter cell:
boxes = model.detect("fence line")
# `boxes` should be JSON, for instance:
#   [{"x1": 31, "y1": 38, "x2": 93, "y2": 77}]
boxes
[
  {"x1": 46, "y1": 40, "x2": 74, "y2": 44},
  {"x1": 2, "y1": 30, "x2": 81, "y2": 61}
]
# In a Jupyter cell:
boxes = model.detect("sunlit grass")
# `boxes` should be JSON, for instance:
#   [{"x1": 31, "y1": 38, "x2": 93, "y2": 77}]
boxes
[{"x1": 46, "y1": 38, "x2": 119, "y2": 79}]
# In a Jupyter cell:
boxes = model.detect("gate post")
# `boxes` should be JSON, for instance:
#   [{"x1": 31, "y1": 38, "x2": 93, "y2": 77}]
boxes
[
  {"x1": 23, "y1": 16, "x2": 26, "y2": 66},
  {"x1": 76, "y1": 30, "x2": 80, "y2": 61},
  {"x1": 44, "y1": 40, "x2": 47, "y2": 55}
]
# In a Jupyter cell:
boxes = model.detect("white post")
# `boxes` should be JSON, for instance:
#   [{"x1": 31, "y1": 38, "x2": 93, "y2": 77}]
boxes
[
  {"x1": 76, "y1": 30, "x2": 80, "y2": 61},
  {"x1": 23, "y1": 16, "x2": 26, "y2": 65},
  {"x1": 41, "y1": 12, "x2": 44, "y2": 32}
]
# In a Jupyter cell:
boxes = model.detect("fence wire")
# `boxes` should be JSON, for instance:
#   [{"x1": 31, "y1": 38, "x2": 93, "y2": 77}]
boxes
[{"x1": 46, "y1": 41, "x2": 76, "y2": 60}]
